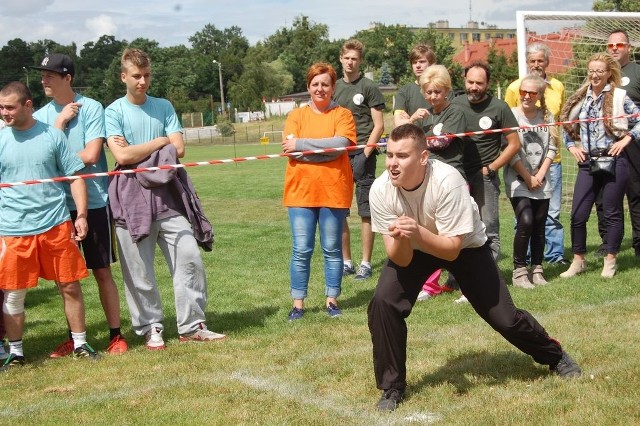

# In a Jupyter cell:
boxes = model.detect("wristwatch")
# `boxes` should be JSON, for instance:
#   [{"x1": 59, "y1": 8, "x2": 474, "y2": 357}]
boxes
[{"x1": 486, "y1": 165, "x2": 496, "y2": 178}]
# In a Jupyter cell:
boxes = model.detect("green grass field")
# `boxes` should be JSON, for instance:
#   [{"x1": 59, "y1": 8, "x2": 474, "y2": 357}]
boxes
[{"x1": 2, "y1": 139, "x2": 639, "y2": 425}]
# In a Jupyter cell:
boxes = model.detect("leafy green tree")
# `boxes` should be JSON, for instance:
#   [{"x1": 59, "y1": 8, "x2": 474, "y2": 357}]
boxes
[
  {"x1": 189, "y1": 24, "x2": 249, "y2": 104},
  {"x1": 593, "y1": 0, "x2": 640, "y2": 11},
  {"x1": 352, "y1": 24, "x2": 414, "y2": 84},
  {"x1": 263, "y1": 15, "x2": 334, "y2": 92},
  {"x1": 78, "y1": 35, "x2": 125, "y2": 103},
  {"x1": 229, "y1": 57, "x2": 293, "y2": 111},
  {"x1": 487, "y1": 47, "x2": 519, "y2": 96},
  {"x1": 0, "y1": 38, "x2": 32, "y2": 87}
]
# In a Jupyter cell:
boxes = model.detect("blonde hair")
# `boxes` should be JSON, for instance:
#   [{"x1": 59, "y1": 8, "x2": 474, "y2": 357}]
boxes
[
  {"x1": 419, "y1": 65, "x2": 452, "y2": 92},
  {"x1": 561, "y1": 53, "x2": 623, "y2": 140}
]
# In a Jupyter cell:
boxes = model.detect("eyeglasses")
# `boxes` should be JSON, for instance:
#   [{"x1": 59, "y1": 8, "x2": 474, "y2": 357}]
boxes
[
  {"x1": 519, "y1": 89, "x2": 538, "y2": 98},
  {"x1": 607, "y1": 42, "x2": 628, "y2": 49},
  {"x1": 587, "y1": 69, "x2": 608, "y2": 76},
  {"x1": 424, "y1": 89, "x2": 443, "y2": 96}
]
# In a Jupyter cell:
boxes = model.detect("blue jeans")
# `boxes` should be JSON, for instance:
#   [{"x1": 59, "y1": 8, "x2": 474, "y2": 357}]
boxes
[
  {"x1": 544, "y1": 162, "x2": 565, "y2": 262},
  {"x1": 468, "y1": 170, "x2": 501, "y2": 261},
  {"x1": 288, "y1": 207, "x2": 348, "y2": 300}
]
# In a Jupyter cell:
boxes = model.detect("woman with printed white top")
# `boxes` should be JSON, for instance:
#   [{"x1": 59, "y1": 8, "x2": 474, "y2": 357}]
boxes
[
  {"x1": 504, "y1": 75, "x2": 558, "y2": 288},
  {"x1": 560, "y1": 52, "x2": 640, "y2": 278}
]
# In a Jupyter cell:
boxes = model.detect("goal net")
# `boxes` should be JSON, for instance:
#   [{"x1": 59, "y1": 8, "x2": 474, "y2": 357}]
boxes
[{"x1": 516, "y1": 11, "x2": 640, "y2": 211}]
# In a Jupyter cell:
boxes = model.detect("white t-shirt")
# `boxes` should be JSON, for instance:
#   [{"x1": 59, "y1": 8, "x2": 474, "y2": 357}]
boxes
[{"x1": 370, "y1": 159, "x2": 487, "y2": 251}]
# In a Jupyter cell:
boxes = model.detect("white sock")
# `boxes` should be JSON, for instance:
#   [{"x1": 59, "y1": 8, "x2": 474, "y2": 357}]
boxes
[
  {"x1": 361, "y1": 261, "x2": 371, "y2": 268},
  {"x1": 9, "y1": 340, "x2": 24, "y2": 357},
  {"x1": 71, "y1": 331, "x2": 87, "y2": 350},
  {"x1": 344, "y1": 260, "x2": 353, "y2": 268}
]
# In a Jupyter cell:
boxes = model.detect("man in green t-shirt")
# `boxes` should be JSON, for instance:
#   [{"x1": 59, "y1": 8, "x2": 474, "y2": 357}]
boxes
[
  {"x1": 393, "y1": 44, "x2": 435, "y2": 127},
  {"x1": 334, "y1": 39, "x2": 385, "y2": 280},
  {"x1": 453, "y1": 61, "x2": 521, "y2": 262}
]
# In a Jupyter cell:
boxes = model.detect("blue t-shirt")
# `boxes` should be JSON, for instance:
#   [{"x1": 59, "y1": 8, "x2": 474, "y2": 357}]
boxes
[
  {"x1": 34, "y1": 94, "x2": 108, "y2": 210},
  {"x1": 104, "y1": 95, "x2": 184, "y2": 223},
  {"x1": 0, "y1": 121, "x2": 85, "y2": 236},
  {"x1": 105, "y1": 95, "x2": 182, "y2": 144}
]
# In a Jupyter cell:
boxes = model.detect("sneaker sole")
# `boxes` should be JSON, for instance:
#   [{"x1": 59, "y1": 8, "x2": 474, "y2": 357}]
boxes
[
  {"x1": 145, "y1": 343, "x2": 166, "y2": 350},
  {"x1": 179, "y1": 335, "x2": 226, "y2": 343}
]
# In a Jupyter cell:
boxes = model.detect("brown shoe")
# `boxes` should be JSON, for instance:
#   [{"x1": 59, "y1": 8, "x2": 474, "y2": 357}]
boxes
[
  {"x1": 512, "y1": 267, "x2": 534, "y2": 289},
  {"x1": 559, "y1": 259, "x2": 587, "y2": 278},
  {"x1": 531, "y1": 265, "x2": 548, "y2": 285}
]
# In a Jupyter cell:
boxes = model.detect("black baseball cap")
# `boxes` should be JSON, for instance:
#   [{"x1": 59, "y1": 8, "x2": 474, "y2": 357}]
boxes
[{"x1": 31, "y1": 53, "x2": 75, "y2": 77}]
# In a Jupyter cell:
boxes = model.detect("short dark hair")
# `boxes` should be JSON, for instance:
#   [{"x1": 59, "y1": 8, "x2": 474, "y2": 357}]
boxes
[
  {"x1": 0, "y1": 81, "x2": 32, "y2": 105},
  {"x1": 464, "y1": 61, "x2": 491, "y2": 82},
  {"x1": 390, "y1": 123, "x2": 427, "y2": 151},
  {"x1": 609, "y1": 29, "x2": 630, "y2": 43}
]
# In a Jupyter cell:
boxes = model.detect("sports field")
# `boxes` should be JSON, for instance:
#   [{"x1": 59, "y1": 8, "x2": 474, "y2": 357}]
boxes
[{"x1": 1, "y1": 139, "x2": 639, "y2": 425}]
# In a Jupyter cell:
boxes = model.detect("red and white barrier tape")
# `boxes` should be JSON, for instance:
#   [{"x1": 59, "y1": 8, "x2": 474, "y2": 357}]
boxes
[{"x1": 1, "y1": 112, "x2": 639, "y2": 189}]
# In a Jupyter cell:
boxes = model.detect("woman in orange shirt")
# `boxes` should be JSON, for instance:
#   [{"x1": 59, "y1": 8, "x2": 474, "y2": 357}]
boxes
[{"x1": 282, "y1": 62, "x2": 357, "y2": 321}]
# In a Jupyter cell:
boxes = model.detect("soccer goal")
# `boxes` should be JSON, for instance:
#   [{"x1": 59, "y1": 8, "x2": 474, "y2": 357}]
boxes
[{"x1": 516, "y1": 11, "x2": 640, "y2": 210}]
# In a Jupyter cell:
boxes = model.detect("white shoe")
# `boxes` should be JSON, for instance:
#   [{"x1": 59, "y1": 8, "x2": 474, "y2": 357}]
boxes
[
  {"x1": 454, "y1": 295, "x2": 469, "y2": 304},
  {"x1": 145, "y1": 327, "x2": 166, "y2": 350},
  {"x1": 179, "y1": 323, "x2": 226, "y2": 342},
  {"x1": 416, "y1": 290, "x2": 432, "y2": 302}
]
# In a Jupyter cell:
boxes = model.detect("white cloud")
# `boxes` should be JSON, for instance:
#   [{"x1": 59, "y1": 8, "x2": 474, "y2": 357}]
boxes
[{"x1": 85, "y1": 14, "x2": 118, "y2": 41}]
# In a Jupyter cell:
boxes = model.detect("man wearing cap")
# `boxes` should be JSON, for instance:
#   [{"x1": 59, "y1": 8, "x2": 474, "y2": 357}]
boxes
[{"x1": 31, "y1": 53, "x2": 128, "y2": 356}]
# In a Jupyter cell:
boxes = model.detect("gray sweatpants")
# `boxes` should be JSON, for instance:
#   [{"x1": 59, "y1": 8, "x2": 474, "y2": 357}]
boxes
[{"x1": 115, "y1": 215, "x2": 208, "y2": 336}]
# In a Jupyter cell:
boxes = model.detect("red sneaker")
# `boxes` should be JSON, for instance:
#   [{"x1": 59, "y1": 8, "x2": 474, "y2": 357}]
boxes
[
  {"x1": 50, "y1": 339, "x2": 74, "y2": 358},
  {"x1": 107, "y1": 335, "x2": 129, "y2": 355}
]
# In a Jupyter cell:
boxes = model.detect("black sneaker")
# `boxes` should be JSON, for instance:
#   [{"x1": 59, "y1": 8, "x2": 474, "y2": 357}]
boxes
[
  {"x1": 0, "y1": 353, "x2": 26, "y2": 372},
  {"x1": 550, "y1": 351, "x2": 581, "y2": 378},
  {"x1": 73, "y1": 343, "x2": 101, "y2": 361},
  {"x1": 376, "y1": 388, "x2": 404, "y2": 411}
]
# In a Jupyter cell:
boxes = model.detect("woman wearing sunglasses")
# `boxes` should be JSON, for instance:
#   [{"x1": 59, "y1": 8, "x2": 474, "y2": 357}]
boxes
[
  {"x1": 504, "y1": 75, "x2": 559, "y2": 288},
  {"x1": 560, "y1": 52, "x2": 640, "y2": 278}
]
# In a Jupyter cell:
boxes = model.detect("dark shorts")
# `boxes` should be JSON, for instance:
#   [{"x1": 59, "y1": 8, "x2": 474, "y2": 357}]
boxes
[
  {"x1": 71, "y1": 206, "x2": 117, "y2": 269},
  {"x1": 350, "y1": 152, "x2": 377, "y2": 218}
]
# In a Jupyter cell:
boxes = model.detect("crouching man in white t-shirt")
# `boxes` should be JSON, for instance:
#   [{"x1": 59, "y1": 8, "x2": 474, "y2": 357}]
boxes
[{"x1": 367, "y1": 123, "x2": 581, "y2": 411}]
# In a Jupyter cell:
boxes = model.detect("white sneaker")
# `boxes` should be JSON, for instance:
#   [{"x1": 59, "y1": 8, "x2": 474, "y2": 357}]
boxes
[
  {"x1": 0, "y1": 343, "x2": 9, "y2": 360},
  {"x1": 454, "y1": 295, "x2": 469, "y2": 304},
  {"x1": 179, "y1": 323, "x2": 226, "y2": 343},
  {"x1": 416, "y1": 290, "x2": 432, "y2": 302},
  {"x1": 145, "y1": 327, "x2": 166, "y2": 350}
]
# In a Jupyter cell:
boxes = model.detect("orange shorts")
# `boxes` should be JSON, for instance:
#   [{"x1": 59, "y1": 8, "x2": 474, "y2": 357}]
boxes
[{"x1": 0, "y1": 221, "x2": 89, "y2": 290}]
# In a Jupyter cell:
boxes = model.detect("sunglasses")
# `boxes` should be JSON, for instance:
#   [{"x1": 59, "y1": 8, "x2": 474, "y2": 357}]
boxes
[
  {"x1": 607, "y1": 42, "x2": 628, "y2": 49},
  {"x1": 519, "y1": 89, "x2": 538, "y2": 98}
]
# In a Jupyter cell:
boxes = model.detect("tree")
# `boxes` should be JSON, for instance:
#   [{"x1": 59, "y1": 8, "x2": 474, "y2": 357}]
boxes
[
  {"x1": 78, "y1": 35, "x2": 126, "y2": 103},
  {"x1": 352, "y1": 24, "x2": 415, "y2": 84},
  {"x1": 263, "y1": 15, "x2": 334, "y2": 92},
  {"x1": 0, "y1": 38, "x2": 32, "y2": 87},
  {"x1": 487, "y1": 47, "x2": 519, "y2": 96},
  {"x1": 379, "y1": 62, "x2": 393, "y2": 85},
  {"x1": 189, "y1": 24, "x2": 250, "y2": 103},
  {"x1": 593, "y1": 0, "x2": 640, "y2": 11},
  {"x1": 229, "y1": 57, "x2": 293, "y2": 111}
]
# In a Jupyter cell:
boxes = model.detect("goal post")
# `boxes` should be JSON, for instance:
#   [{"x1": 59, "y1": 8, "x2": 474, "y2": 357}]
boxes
[{"x1": 515, "y1": 11, "x2": 640, "y2": 211}]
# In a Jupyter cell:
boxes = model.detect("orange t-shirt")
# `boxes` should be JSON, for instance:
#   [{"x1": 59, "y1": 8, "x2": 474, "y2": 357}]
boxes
[{"x1": 283, "y1": 105, "x2": 356, "y2": 208}]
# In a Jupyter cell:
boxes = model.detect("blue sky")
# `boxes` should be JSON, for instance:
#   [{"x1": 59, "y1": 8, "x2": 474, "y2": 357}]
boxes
[{"x1": 1, "y1": 0, "x2": 593, "y2": 49}]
